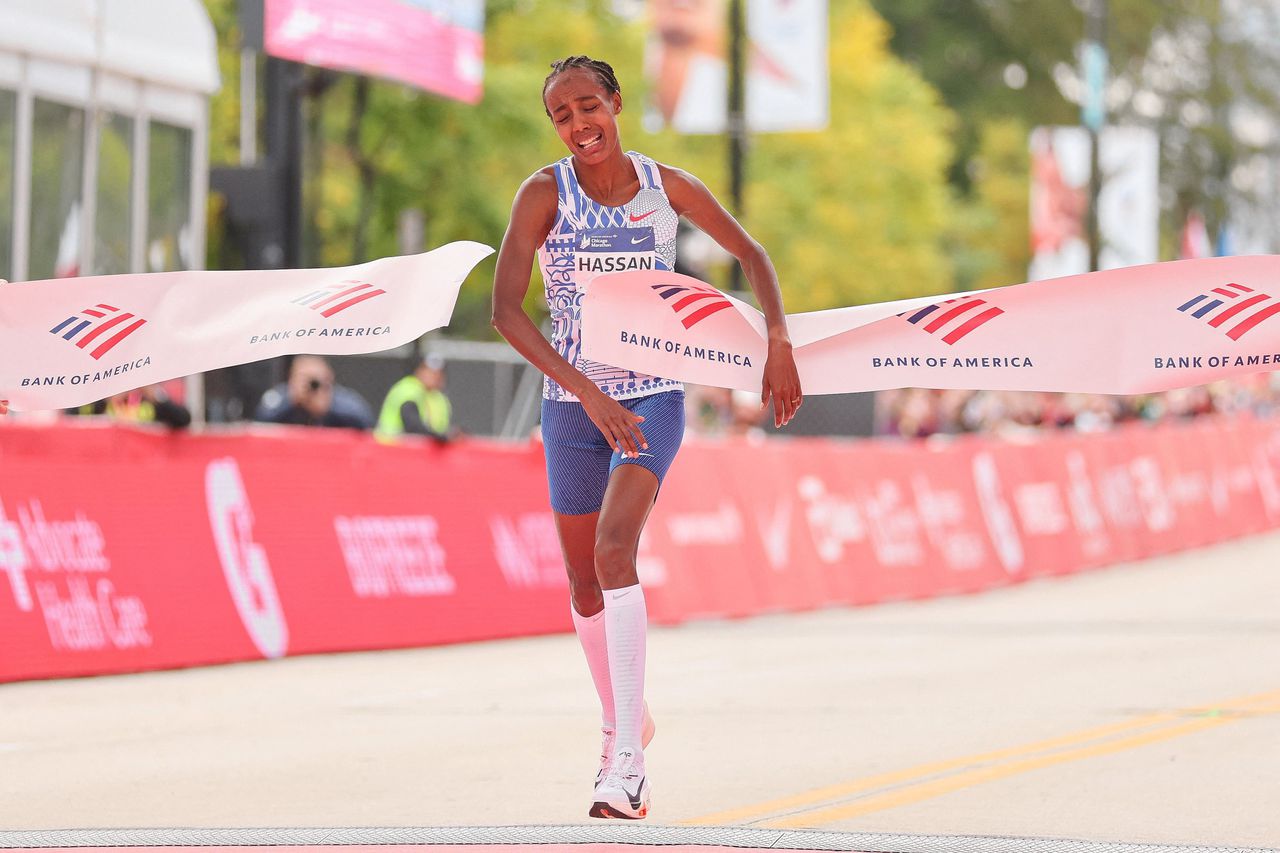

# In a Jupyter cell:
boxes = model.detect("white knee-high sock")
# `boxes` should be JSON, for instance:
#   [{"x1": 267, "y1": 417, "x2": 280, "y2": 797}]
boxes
[
  {"x1": 603, "y1": 583, "x2": 647, "y2": 756},
  {"x1": 571, "y1": 602, "x2": 615, "y2": 729}
]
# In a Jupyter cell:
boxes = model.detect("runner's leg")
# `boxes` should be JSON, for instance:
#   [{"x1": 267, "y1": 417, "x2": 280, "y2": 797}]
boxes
[
  {"x1": 557, "y1": 511, "x2": 614, "y2": 729},
  {"x1": 595, "y1": 465, "x2": 660, "y2": 756}
]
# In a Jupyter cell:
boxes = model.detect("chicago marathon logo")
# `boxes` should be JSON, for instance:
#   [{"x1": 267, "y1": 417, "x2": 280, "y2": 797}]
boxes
[
  {"x1": 1177, "y1": 283, "x2": 1280, "y2": 340},
  {"x1": 49, "y1": 303, "x2": 147, "y2": 360},
  {"x1": 899, "y1": 296, "x2": 1003, "y2": 345},
  {"x1": 291, "y1": 280, "x2": 386, "y2": 318},
  {"x1": 651, "y1": 281, "x2": 733, "y2": 329}
]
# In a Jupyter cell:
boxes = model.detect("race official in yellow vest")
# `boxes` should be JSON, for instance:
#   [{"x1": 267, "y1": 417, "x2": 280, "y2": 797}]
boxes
[{"x1": 376, "y1": 354, "x2": 453, "y2": 443}]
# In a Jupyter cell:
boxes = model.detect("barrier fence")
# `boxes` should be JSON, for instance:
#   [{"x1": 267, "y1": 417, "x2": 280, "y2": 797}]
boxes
[{"x1": 2, "y1": 415, "x2": 1279, "y2": 683}]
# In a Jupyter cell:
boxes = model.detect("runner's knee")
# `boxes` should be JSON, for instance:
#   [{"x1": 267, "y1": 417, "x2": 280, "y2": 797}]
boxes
[
  {"x1": 593, "y1": 534, "x2": 634, "y2": 578},
  {"x1": 566, "y1": 561, "x2": 602, "y2": 612}
]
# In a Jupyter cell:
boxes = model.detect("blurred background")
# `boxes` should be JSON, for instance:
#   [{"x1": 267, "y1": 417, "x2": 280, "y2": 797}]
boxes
[{"x1": 2, "y1": 0, "x2": 1280, "y2": 441}]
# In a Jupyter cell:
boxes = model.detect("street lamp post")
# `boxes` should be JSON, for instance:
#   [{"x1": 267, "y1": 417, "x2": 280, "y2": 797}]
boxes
[
  {"x1": 727, "y1": 0, "x2": 746, "y2": 291},
  {"x1": 1083, "y1": 0, "x2": 1108, "y2": 272}
]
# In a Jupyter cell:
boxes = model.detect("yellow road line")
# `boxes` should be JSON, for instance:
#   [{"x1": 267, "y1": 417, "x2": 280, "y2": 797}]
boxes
[
  {"x1": 765, "y1": 699, "x2": 1280, "y2": 828},
  {"x1": 682, "y1": 688, "x2": 1280, "y2": 827}
]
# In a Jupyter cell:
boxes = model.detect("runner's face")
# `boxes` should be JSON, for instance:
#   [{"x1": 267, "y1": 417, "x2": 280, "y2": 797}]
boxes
[{"x1": 544, "y1": 69, "x2": 622, "y2": 166}]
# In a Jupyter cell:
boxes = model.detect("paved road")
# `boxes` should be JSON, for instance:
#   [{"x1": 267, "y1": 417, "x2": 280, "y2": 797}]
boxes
[{"x1": 2, "y1": 533, "x2": 1277, "y2": 847}]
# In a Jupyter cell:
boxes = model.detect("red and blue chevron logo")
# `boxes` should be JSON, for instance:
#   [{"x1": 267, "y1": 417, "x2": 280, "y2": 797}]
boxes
[
  {"x1": 292, "y1": 279, "x2": 386, "y2": 318},
  {"x1": 1177, "y1": 283, "x2": 1280, "y2": 340},
  {"x1": 651, "y1": 281, "x2": 733, "y2": 329},
  {"x1": 900, "y1": 296, "x2": 1003, "y2": 345},
  {"x1": 49, "y1": 303, "x2": 147, "y2": 360}
]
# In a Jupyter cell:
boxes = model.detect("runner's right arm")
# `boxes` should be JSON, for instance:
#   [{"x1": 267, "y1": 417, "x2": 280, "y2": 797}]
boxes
[{"x1": 491, "y1": 171, "x2": 648, "y2": 457}]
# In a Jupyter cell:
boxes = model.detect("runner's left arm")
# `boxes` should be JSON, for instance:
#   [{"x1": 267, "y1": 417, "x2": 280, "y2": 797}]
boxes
[{"x1": 661, "y1": 165, "x2": 803, "y2": 428}]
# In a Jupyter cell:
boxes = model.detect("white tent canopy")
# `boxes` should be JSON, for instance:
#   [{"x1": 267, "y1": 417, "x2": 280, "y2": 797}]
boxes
[
  {"x1": 0, "y1": 0, "x2": 219, "y2": 95},
  {"x1": 0, "y1": 0, "x2": 218, "y2": 284}
]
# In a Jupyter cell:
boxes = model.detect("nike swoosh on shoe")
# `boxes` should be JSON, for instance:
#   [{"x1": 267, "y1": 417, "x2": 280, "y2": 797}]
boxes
[{"x1": 624, "y1": 776, "x2": 646, "y2": 809}]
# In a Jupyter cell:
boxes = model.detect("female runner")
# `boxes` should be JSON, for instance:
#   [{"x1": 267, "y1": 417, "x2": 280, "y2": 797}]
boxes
[{"x1": 491, "y1": 55, "x2": 802, "y2": 820}]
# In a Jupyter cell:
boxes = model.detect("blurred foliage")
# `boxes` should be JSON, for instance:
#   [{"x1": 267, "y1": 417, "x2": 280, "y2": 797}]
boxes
[
  {"x1": 0, "y1": 91, "x2": 18, "y2": 280},
  {"x1": 203, "y1": 0, "x2": 244, "y2": 167},
  {"x1": 202, "y1": 0, "x2": 958, "y2": 334},
  {"x1": 28, "y1": 101, "x2": 84, "y2": 281},
  {"x1": 746, "y1": 6, "x2": 955, "y2": 311},
  {"x1": 871, "y1": 0, "x2": 1280, "y2": 267},
  {"x1": 201, "y1": 0, "x2": 1280, "y2": 333},
  {"x1": 148, "y1": 123, "x2": 195, "y2": 272},
  {"x1": 94, "y1": 113, "x2": 133, "y2": 275},
  {"x1": 950, "y1": 118, "x2": 1031, "y2": 293}
]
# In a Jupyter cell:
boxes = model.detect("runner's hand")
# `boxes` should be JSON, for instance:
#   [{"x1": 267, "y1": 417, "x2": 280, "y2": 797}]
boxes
[
  {"x1": 581, "y1": 389, "x2": 648, "y2": 458},
  {"x1": 762, "y1": 339, "x2": 803, "y2": 428}
]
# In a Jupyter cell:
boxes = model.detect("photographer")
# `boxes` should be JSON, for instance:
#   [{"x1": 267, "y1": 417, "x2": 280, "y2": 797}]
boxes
[{"x1": 254, "y1": 354, "x2": 374, "y2": 430}]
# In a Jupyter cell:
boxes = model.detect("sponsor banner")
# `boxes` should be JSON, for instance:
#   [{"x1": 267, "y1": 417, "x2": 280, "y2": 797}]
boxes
[
  {"x1": 0, "y1": 425, "x2": 569, "y2": 682},
  {"x1": 643, "y1": 0, "x2": 828, "y2": 134},
  {"x1": 0, "y1": 242, "x2": 493, "y2": 412},
  {"x1": 1, "y1": 415, "x2": 1277, "y2": 682},
  {"x1": 1029, "y1": 126, "x2": 1159, "y2": 280},
  {"x1": 264, "y1": 0, "x2": 485, "y2": 104},
  {"x1": 581, "y1": 259, "x2": 1280, "y2": 397}
]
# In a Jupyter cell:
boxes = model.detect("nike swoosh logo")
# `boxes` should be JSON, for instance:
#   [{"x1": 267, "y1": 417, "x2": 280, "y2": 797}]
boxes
[
  {"x1": 630, "y1": 236, "x2": 649, "y2": 244},
  {"x1": 624, "y1": 776, "x2": 645, "y2": 808},
  {"x1": 611, "y1": 590, "x2": 631, "y2": 600},
  {"x1": 629, "y1": 210, "x2": 656, "y2": 222}
]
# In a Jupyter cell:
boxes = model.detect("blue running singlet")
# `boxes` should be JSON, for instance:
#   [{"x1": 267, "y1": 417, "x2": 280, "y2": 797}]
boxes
[{"x1": 536, "y1": 151, "x2": 684, "y2": 403}]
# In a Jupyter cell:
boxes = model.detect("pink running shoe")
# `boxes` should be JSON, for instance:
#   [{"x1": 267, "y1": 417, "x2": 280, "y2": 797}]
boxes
[
  {"x1": 590, "y1": 745, "x2": 651, "y2": 820},
  {"x1": 594, "y1": 700, "x2": 655, "y2": 790}
]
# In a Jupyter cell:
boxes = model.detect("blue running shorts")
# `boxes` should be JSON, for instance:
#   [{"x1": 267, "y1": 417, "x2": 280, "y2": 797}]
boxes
[{"x1": 540, "y1": 390, "x2": 686, "y2": 516}]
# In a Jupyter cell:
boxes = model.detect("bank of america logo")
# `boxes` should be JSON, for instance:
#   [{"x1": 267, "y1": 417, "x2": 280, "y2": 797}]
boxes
[
  {"x1": 651, "y1": 282, "x2": 733, "y2": 329},
  {"x1": 1177, "y1": 283, "x2": 1280, "y2": 340},
  {"x1": 49, "y1": 304, "x2": 146, "y2": 360},
  {"x1": 292, "y1": 280, "x2": 386, "y2": 318},
  {"x1": 900, "y1": 297, "x2": 1003, "y2": 345}
]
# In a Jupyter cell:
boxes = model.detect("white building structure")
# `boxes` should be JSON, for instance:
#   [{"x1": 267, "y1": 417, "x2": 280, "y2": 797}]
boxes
[{"x1": 0, "y1": 0, "x2": 219, "y2": 285}]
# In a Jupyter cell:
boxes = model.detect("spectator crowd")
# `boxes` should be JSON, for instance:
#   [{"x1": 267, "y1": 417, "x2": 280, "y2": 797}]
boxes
[
  {"x1": 872, "y1": 375, "x2": 1280, "y2": 439},
  {"x1": 0, "y1": 352, "x2": 457, "y2": 442},
  {"x1": 4, "y1": 361, "x2": 1275, "y2": 442}
]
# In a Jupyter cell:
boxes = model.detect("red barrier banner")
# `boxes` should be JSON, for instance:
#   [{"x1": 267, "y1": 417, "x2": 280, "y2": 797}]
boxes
[{"x1": 3, "y1": 415, "x2": 1279, "y2": 683}]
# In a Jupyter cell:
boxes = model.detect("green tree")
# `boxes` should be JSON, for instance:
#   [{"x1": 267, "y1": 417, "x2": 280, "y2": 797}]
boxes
[
  {"x1": 870, "y1": 0, "x2": 1280, "y2": 271},
  {"x1": 951, "y1": 118, "x2": 1031, "y2": 292},
  {"x1": 203, "y1": 0, "x2": 244, "y2": 167},
  {"x1": 742, "y1": 2, "x2": 956, "y2": 311},
  {"x1": 203, "y1": 0, "x2": 961, "y2": 333}
]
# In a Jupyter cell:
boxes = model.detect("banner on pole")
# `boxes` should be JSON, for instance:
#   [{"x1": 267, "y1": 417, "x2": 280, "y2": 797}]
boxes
[
  {"x1": 643, "y1": 0, "x2": 828, "y2": 134},
  {"x1": 263, "y1": 0, "x2": 485, "y2": 104},
  {"x1": 1029, "y1": 126, "x2": 1158, "y2": 280}
]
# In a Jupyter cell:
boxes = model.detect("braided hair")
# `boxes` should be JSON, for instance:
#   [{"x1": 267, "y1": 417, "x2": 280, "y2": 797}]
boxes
[{"x1": 542, "y1": 55, "x2": 621, "y2": 115}]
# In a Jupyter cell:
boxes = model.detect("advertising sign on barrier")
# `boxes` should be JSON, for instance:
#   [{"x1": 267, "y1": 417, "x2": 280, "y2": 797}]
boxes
[{"x1": 1, "y1": 416, "x2": 1277, "y2": 682}]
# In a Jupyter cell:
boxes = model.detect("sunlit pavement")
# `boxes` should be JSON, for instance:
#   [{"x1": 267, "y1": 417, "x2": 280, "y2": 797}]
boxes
[{"x1": 1, "y1": 532, "x2": 1277, "y2": 848}]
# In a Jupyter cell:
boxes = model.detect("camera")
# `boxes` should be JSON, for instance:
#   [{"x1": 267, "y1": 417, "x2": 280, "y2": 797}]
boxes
[{"x1": 308, "y1": 378, "x2": 323, "y2": 392}]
